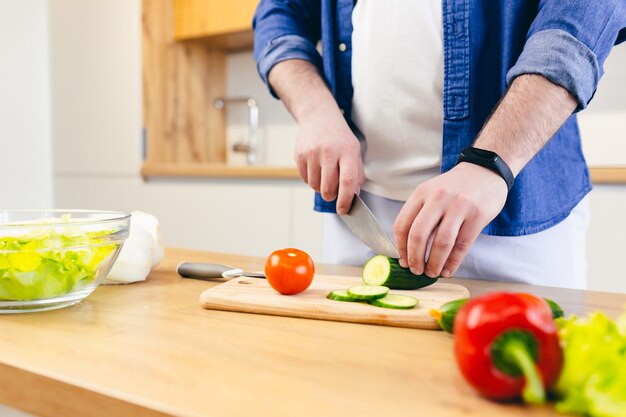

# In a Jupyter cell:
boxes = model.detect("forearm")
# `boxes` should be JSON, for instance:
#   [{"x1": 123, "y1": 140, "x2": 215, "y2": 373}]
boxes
[
  {"x1": 474, "y1": 74, "x2": 578, "y2": 176},
  {"x1": 268, "y1": 59, "x2": 344, "y2": 125}
]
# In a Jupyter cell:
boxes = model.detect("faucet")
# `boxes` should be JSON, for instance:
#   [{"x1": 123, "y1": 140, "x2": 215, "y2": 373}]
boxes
[{"x1": 214, "y1": 97, "x2": 259, "y2": 165}]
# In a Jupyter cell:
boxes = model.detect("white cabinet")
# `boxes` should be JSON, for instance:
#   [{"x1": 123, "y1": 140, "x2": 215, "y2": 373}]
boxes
[
  {"x1": 55, "y1": 177, "x2": 324, "y2": 259},
  {"x1": 586, "y1": 186, "x2": 626, "y2": 293},
  {"x1": 49, "y1": 0, "x2": 142, "y2": 175}
]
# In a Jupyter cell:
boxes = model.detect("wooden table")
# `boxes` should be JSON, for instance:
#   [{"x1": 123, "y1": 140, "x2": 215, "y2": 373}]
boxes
[{"x1": 0, "y1": 248, "x2": 624, "y2": 417}]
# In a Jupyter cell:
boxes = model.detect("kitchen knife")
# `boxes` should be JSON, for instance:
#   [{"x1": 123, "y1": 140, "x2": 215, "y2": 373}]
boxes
[
  {"x1": 177, "y1": 262, "x2": 266, "y2": 280},
  {"x1": 339, "y1": 194, "x2": 400, "y2": 259}
]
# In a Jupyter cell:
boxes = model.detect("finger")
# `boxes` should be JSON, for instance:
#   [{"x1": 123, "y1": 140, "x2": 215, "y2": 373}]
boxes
[
  {"x1": 424, "y1": 210, "x2": 465, "y2": 278},
  {"x1": 406, "y1": 200, "x2": 444, "y2": 276},
  {"x1": 393, "y1": 197, "x2": 424, "y2": 268},
  {"x1": 336, "y1": 156, "x2": 359, "y2": 215},
  {"x1": 295, "y1": 155, "x2": 308, "y2": 183},
  {"x1": 307, "y1": 159, "x2": 321, "y2": 192},
  {"x1": 320, "y1": 162, "x2": 339, "y2": 202},
  {"x1": 441, "y1": 219, "x2": 483, "y2": 278},
  {"x1": 357, "y1": 160, "x2": 366, "y2": 190}
]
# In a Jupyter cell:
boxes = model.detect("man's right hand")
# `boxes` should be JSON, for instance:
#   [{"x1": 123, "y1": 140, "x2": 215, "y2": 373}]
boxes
[
  {"x1": 269, "y1": 59, "x2": 364, "y2": 215},
  {"x1": 295, "y1": 113, "x2": 364, "y2": 215}
]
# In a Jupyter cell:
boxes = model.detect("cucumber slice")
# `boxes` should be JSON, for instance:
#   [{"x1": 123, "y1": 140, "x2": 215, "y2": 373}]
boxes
[
  {"x1": 370, "y1": 294, "x2": 418, "y2": 310},
  {"x1": 362, "y1": 255, "x2": 438, "y2": 290},
  {"x1": 347, "y1": 285, "x2": 389, "y2": 301},
  {"x1": 327, "y1": 289, "x2": 359, "y2": 302}
]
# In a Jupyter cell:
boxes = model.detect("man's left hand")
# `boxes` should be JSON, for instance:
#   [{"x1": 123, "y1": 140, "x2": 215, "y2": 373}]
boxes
[{"x1": 393, "y1": 162, "x2": 508, "y2": 278}]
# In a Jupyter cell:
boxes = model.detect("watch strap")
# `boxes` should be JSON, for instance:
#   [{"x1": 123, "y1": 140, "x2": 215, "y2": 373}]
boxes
[{"x1": 456, "y1": 147, "x2": 515, "y2": 192}]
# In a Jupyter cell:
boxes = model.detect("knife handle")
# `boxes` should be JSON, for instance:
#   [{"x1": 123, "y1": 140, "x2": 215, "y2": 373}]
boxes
[{"x1": 176, "y1": 262, "x2": 233, "y2": 280}]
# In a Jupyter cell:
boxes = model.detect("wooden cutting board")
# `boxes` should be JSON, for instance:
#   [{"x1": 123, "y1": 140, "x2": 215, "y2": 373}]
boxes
[{"x1": 200, "y1": 275, "x2": 469, "y2": 329}]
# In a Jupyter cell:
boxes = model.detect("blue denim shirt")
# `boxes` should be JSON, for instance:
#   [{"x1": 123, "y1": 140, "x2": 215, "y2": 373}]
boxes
[{"x1": 253, "y1": 0, "x2": 626, "y2": 236}]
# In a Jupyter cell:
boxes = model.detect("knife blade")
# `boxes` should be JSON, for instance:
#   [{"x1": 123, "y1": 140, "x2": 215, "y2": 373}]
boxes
[
  {"x1": 339, "y1": 194, "x2": 400, "y2": 259},
  {"x1": 177, "y1": 262, "x2": 266, "y2": 280}
]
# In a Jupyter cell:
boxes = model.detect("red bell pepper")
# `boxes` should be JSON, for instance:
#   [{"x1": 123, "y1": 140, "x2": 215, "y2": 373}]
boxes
[{"x1": 453, "y1": 292, "x2": 563, "y2": 403}]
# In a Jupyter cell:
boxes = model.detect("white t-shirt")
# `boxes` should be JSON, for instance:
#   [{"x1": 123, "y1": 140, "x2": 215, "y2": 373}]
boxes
[{"x1": 351, "y1": 0, "x2": 444, "y2": 201}]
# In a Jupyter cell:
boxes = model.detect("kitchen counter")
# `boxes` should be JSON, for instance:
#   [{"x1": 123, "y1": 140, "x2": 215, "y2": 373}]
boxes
[
  {"x1": 140, "y1": 164, "x2": 626, "y2": 183},
  {"x1": 141, "y1": 163, "x2": 300, "y2": 180},
  {"x1": 0, "y1": 248, "x2": 624, "y2": 417}
]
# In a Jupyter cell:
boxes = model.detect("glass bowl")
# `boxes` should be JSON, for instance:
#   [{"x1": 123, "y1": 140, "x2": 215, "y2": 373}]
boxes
[{"x1": 0, "y1": 210, "x2": 130, "y2": 313}]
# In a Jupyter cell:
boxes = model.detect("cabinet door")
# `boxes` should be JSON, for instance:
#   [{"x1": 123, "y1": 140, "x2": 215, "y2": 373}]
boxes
[
  {"x1": 51, "y1": 0, "x2": 143, "y2": 175},
  {"x1": 174, "y1": 0, "x2": 258, "y2": 41}
]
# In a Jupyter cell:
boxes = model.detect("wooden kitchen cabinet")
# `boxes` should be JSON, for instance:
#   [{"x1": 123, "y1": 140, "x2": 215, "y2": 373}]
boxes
[
  {"x1": 142, "y1": 0, "x2": 228, "y2": 169},
  {"x1": 173, "y1": 0, "x2": 258, "y2": 49},
  {"x1": 143, "y1": 0, "x2": 293, "y2": 178}
]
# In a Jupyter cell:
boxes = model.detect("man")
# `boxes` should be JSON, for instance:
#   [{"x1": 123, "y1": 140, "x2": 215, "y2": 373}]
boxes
[{"x1": 253, "y1": 1, "x2": 626, "y2": 288}]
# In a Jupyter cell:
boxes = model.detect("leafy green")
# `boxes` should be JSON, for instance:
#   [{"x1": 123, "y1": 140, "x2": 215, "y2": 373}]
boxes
[
  {"x1": 0, "y1": 230, "x2": 118, "y2": 301},
  {"x1": 554, "y1": 310, "x2": 626, "y2": 417}
]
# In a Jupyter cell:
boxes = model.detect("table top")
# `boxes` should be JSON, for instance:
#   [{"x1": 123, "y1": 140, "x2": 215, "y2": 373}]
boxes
[{"x1": 0, "y1": 248, "x2": 624, "y2": 417}]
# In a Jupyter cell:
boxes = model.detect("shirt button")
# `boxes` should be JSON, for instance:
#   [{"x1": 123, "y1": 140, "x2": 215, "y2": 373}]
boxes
[
  {"x1": 338, "y1": 43, "x2": 347, "y2": 52},
  {"x1": 339, "y1": 108, "x2": 345, "y2": 114}
]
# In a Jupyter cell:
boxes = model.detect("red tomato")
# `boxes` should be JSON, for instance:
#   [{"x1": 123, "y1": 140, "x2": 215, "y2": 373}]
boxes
[{"x1": 264, "y1": 248, "x2": 315, "y2": 295}]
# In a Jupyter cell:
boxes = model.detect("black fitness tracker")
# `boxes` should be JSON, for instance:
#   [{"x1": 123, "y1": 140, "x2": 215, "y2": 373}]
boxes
[{"x1": 456, "y1": 147, "x2": 515, "y2": 192}]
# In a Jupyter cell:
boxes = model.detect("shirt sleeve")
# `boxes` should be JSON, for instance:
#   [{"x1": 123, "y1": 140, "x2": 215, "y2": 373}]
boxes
[
  {"x1": 253, "y1": 0, "x2": 323, "y2": 98},
  {"x1": 506, "y1": 0, "x2": 626, "y2": 110}
]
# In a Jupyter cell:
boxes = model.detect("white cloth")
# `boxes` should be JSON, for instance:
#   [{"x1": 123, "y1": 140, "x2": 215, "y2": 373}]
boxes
[
  {"x1": 104, "y1": 211, "x2": 163, "y2": 285},
  {"x1": 351, "y1": 0, "x2": 444, "y2": 201},
  {"x1": 323, "y1": 191, "x2": 590, "y2": 289}
]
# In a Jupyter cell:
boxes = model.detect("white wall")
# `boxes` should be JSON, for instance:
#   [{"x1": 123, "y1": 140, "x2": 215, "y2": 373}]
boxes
[
  {"x1": 0, "y1": 3, "x2": 51, "y2": 416},
  {"x1": 225, "y1": 51, "x2": 298, "y2": 166},
  {"x1": 579, "y1": 44, "x2": 626, "y2": 166},
  {"x1": 0, "y1": 0, "x2": 52, "y2": 209},
  {"x1": 49, "y1": 0, "x2": 324, "y2": 260}
]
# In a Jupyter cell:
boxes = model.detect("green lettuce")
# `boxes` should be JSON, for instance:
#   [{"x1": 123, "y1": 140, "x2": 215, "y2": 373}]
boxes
[
  {"x1": 0, "y1": 230, "x2": 118, "y2": 301},
  {"x1": 554, "y1": 310, "x2": 626, "y2": 417}
]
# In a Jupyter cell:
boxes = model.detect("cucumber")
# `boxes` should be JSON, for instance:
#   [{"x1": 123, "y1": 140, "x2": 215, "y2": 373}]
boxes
[
  {"x1": 429, "y1": 298, "x2": 469, "y2": 333},
  {"x1": 429, "y1": 297, "x2": 564, "y2": 334},
  {"x1": 544, "y1": 298, "x2": 564, "y2": 319},
  {"x1": 327, "y1": 289, "x2": 359, "y2": 302},
  {"x1": 370, "y1": 294, "x2": 418, "y2": 310},
  {"x1": 347, "y1": 285, "x2": 389, "y2": 301},
  {"x1": 362, "y1": 255, "x2": 438, "y2": 290}
]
